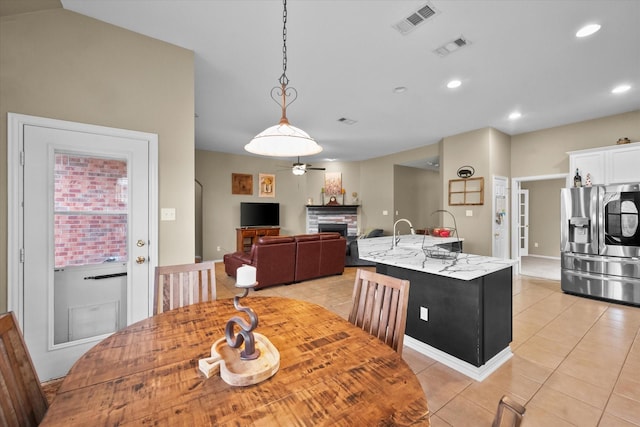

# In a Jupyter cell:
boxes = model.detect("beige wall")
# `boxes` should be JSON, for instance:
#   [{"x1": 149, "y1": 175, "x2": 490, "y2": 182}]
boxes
[
  {"x1": 521, "y1": 179, "x2": 565, "y2": 257},
  {"x1": 511, "y1": 111, "x2": 640, "y2": 178},
  {"x1": 0, "y1": 7, "x2": 195, "y2": 312},
  {"x1": 441, "y1": 128, "x2": 492, "y2": 255},
  {"x1": 394, "y1": 165, "x2": 440, "y2": 232},
  {"x1": 360, "y1": 143, "x2": 441, "y2": 234},
  {"x1": 440, "y1": 127, "x2": 511, "y2": 256}
]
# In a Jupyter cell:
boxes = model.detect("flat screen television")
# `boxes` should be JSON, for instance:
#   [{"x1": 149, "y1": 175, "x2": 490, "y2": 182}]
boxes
[{"x1": 240, "y1": 202, "x2": 280, "y2": 227}]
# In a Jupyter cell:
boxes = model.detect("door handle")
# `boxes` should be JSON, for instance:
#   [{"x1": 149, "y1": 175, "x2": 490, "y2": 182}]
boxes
[{"x1": 136, "y1": 256, "x2": 146, "y2": 264}]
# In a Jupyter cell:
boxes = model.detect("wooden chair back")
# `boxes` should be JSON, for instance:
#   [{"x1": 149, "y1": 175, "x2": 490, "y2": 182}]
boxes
[
  {"x1": 348, "y1": 269, "x2": 410, "y2": 355},
  {"x1": 0, "y1": 311, "x2": 48, "y2": 426},
  {"x1": 154, "y1": 261, "x2": 216, "y2": 315},
  {"x1": 492, "y1": 395, "x2": 526, "y2": 427}
]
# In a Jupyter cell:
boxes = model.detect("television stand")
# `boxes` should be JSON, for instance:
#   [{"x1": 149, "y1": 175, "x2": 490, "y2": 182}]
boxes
[{"x1": 236, "y1": 227, "x2": 280, "y2": 253}]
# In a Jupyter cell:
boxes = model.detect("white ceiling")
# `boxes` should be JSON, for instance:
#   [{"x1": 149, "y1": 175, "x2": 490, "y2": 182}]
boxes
[{"x1": 61, "y1": 0, "x2": 640, "y2": 164}]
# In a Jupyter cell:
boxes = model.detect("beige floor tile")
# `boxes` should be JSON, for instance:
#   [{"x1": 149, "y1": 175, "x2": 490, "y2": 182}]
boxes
[
  {"x1": 606, "y1": 393, "x2": 640, "y2": 425},
  {"x1": 435, "y1": 395, "x2": 495, "y2": 426},
  {"x1": 416, "y1": 363, "x2": 473, "y2": 413},
  {"x1": 505, "y1": 354, "x2": 554, "y2": 384},
  {"x1": 482, "y1": 365, "x2": 543, "y2": 402},
  {"x1": 520, "y1": 402, "x2": 576, "y2": 427},
  {"x1": 557, "y1": 355, "x2": 620, "y2": 391},
  {"x1": 598, "y1": 412, "x2": 640, "y2": 427},
  {"x1": 514, "y1": 336, "x2": 569, "y2": 370},
  {"x1": 402, "y1": 346, "x2": 437, "y2": 374},
  {"x1": 460, "y1": 381, "x2": 526, "y2": 414},
  {"x1": 614, "y1": 375, "x2": 640, "y2": 405},
  {"x1": 545, "y1": 370, "x2": 611, "y2": 409},
  {"x1": 428, "y1": 413, "x2": 452, "y2": 427},
  {"x1": 529, "y1": 387, "x2": 602, "y2": 427}
]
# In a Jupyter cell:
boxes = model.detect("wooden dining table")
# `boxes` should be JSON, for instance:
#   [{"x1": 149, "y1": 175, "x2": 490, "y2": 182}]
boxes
[{"x1": 41, "y1": 296, "x2": 430, "y2": 426}]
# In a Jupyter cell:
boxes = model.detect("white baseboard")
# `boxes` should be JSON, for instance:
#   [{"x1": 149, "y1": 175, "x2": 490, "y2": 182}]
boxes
[
  {"x1": 404, "y1": 335, "x2": 512, "y2": 382},
  {"x1": 524, "y1": 254, "x2": 561, "y2": 261}
]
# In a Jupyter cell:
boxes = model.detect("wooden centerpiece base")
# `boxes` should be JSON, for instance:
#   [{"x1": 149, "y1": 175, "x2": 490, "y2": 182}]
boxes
[{"x1": 199, "y1": 332, "x2": 280, "y2": 386}]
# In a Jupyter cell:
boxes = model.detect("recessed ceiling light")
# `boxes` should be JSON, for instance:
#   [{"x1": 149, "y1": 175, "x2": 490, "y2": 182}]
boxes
[
  {"x1": 576, "y1": 24, "x2": 601, "y2": 38},
  {"x1": 393, "y1": 86, "x2": 408, "y2": 93},
  {"x1": 611, "y1": 84, "x2": 631, "y2": 94},
  {"x1": 509, "y1": 112, "x2": 522, "y2": 120},
  {"x1": 447, "y1": 80, "x2": 462, "y2": 89}
]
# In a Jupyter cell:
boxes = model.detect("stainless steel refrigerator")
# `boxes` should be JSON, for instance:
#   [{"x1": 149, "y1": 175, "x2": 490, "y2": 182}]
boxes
[{"x1": 561, "y1": 184, "x2": 640, "y2": 306}]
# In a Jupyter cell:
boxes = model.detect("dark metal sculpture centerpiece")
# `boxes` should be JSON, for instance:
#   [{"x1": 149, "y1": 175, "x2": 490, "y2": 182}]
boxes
[
  {"x1": 198, "y1": 265, "x2": 280, "y2": 386},
  {"x1": 224, "y1": 275, "x2": 260, "y2": 360}
]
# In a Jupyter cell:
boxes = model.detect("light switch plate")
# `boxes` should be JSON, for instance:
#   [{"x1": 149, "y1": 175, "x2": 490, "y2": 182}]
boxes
[
  {"x1": 420, "y1": 306, "x2": 429, "y2": 321},
  {"x1": 466, "y1": 210, "x2": 473, "y2": 217},
  {"x1": 161, "y1": 208, "x2": 176, "y2": 221}
]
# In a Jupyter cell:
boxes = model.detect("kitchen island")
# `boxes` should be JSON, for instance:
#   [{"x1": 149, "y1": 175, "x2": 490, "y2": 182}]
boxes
[{"x1": 358, "y1": 234, "x2": 516, "y2": 381}]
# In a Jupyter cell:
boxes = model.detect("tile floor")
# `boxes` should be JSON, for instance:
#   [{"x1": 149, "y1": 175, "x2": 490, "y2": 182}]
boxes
[{"x1": 215, "y1": 264, "x2": 640, "y2": 426}]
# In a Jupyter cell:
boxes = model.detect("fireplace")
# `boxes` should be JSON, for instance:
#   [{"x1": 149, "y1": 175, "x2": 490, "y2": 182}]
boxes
[
  {"x1": 318, "y1": 223, "x2": 348, "y2": 237},
  {"x1": 306, "y1": 205, "x2": 358, "y2": 236}
]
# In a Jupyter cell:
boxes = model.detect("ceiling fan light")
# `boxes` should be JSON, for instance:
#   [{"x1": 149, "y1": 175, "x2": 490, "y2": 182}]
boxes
[
  {"x1": 292, "y1": 165, "x2": 306, "y2": 175},
  {"x1": 245, "y1": 123, "x2": 322, "y2": 157}
]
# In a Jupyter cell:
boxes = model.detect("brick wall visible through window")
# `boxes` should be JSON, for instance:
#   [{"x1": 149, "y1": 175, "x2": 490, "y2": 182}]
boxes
[{"x1": 54, "y1": 154, "x2": 128, "y2": 268}]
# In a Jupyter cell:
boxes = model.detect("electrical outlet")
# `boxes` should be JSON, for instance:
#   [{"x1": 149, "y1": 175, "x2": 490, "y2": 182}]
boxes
[
  {"x1": 382, "y1": 210, "x2": 388, "y2": 216},
  {"x1": 420, "y1": 306, "x2": 429, "y2": 321},
  {"x1": 534, "y1": 242, "x2": 539, "y2": 248},
  {"x1": 216, "y1": 246, "x2": 221, "y2": 251},
  {"x1": 466, "y1": 210, "x2": 473, "y2": 217}
]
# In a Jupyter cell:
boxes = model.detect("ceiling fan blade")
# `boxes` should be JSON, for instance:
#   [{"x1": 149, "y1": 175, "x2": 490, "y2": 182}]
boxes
[{"x1": 308, "y1": 167, "x2": 325, "y2": 170}]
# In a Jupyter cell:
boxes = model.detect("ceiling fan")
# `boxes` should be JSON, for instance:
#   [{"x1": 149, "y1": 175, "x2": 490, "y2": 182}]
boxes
[{"x1": 290, "y1": 157, "x2": 325, "y2": 175}]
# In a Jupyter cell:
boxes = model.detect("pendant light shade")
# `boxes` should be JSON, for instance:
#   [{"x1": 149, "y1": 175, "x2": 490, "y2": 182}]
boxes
[
  {"x1": 245, "y1": 122, "x2": 322, "y2": 157},
  {"x1": 245, "y1": 0, "x2": 322, "y2": 157}
]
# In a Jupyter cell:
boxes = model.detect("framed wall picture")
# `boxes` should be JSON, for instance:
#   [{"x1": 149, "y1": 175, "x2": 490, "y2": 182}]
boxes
[
  {"x1": 323, "y1": 172, "x2": 342, "y2": 196},
  {"x1": 259, "y1": 173, "x2": 275, "y2": 198},
  {"x1": 231, "y1": 173, "x2": 253, "y2": 195}
]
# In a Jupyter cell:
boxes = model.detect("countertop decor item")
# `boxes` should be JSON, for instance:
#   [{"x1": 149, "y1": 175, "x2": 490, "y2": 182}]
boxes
[
  {"x1": 457, "y1": 165, "x2": 475, "y2": 178},
  {"x1": 617, "y1": 137, "x2": 631, "y2": 144}
]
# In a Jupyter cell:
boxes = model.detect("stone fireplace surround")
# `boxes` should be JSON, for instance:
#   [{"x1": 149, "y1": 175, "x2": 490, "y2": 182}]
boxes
[{"x1": 306, "y1": 205, "x2": 358, "y2": 237}]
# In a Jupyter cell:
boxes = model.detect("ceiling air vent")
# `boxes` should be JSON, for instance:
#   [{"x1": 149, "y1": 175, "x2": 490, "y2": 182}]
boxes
[
  {"x1": 337, "y1": 117, "x2": 357, "y2": 125},
  {"x1": 393, "y1": 2, "x2": 440, "y2": 35},
  {"x1": 433, "y1": 36, "x2": 470, "y2": 57}
]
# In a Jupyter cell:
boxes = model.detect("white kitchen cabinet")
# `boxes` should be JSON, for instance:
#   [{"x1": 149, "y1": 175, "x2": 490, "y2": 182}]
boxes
[
  {"x1": 570, "y1": 151, "x2": 605, "y2": 185},
  {"x1": 606, "y1": 144, "x2": 640, "y2": 183},
  {"x1": 568, "y1": 142, "x2": 640, "y2": 186}
]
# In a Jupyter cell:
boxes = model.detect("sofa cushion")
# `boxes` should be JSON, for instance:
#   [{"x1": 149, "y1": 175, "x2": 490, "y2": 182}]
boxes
[{"x1": 257, "y1": 236, "x2": 295, "y2": 245}]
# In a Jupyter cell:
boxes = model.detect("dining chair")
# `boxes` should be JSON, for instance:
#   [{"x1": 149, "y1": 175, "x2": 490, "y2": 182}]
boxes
[
  {"x1": 348, "y1": 268, "x2": 410, "y2": 356},
  {"x1": 0, "y1": 311, "x2": 49, "y2": 427},
  {"x1": 492, "y1": 395, "x2": 526, "y2": 427},
  {"x1": 154, "y1": 260, "x2": 217, "y2": 315}
]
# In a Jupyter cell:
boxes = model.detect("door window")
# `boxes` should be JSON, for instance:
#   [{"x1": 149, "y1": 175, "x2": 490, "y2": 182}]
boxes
[{"x1": 54, "y1": 153, "x2": 128, "y2": 267}]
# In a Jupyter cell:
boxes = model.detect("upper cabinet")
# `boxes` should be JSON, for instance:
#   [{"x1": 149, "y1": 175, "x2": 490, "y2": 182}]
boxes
[{"x1": 568, "y1": 142, "x2": 640, "y2": 186}]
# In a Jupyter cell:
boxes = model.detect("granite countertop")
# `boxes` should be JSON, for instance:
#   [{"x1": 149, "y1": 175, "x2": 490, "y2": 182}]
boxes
[{"x1": 357, "y1": 235, "x2": 516, "y2": 281}]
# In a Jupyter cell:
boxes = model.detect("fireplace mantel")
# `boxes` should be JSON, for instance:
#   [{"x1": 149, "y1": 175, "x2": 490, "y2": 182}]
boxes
[{"x1": 305, "y1": 205, "x2": 360, "y2": 209}]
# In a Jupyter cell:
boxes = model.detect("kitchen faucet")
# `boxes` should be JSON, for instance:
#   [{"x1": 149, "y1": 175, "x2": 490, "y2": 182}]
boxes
[{"x1": 392, "y1": 218, "x2": 415, "y2": 248}]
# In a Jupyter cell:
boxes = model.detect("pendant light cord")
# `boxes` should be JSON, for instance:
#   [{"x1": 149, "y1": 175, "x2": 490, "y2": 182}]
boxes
[{"x1": 279, "y1": 0, "x2": 289, "y2": 87}]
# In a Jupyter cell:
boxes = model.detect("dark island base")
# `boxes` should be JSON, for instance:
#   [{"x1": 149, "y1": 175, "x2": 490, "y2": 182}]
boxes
[{"x1": 376, "y1": 264, "x2": 513, "y2": 368}]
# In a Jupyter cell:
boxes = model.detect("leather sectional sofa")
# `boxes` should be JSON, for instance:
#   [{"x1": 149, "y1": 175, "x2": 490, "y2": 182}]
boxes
[{"x1": 223, "y1": 232, "x2": 346, "y2": 290}]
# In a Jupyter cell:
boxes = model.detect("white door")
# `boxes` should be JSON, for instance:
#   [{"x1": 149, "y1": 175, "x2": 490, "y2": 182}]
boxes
[
  {"x1": 518, "y1": 189, "x2": 529, "y2": 256},
  {"x1": 8, "y1": 114, "x2": 157, "y2": 380},
  {"x1": 492, "y1": 176, "x2": 509, "y2": 259}
]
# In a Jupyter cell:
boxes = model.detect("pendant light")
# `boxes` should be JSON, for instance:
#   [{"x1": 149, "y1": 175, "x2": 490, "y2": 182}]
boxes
[{"x1": 244, "y1": 0, "x2": 322, "y2": 157}]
